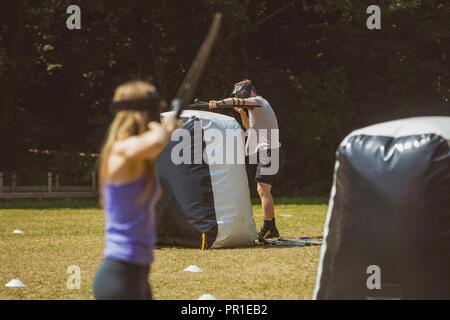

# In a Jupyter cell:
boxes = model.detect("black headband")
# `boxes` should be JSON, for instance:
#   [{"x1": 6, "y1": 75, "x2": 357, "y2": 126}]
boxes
[{"x1": 109, "y1": 91, "x2": 161, "y2": 116}]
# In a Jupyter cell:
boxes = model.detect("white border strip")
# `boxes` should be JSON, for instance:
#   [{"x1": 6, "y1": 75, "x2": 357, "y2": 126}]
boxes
[{"x1": 341, "y1": 116, "x2": 450, "y2": 146}]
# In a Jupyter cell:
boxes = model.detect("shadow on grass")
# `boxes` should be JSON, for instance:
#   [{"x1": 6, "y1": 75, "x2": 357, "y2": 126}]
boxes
[
  {"x1": 252, "y1": 196, "x2": 329, "y2": 205},
  {"x1": 0, "y1": 198, "x2": 101, "y2": 210},
  {"x1": 155, "y1": 243, "x2": 319, "y2": 251},
  {"x1": 0, "y1": 195, "x2": 328, "y2": 210}
]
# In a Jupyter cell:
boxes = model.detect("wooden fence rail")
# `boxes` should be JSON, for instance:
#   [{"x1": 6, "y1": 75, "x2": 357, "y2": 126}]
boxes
[{"x1": 0, "y1": 172, "x2": 98, "y2": 199}]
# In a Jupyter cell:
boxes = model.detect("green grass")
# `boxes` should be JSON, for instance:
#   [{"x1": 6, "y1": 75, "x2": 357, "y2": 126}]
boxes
[{"x1": 0, "y1": 198, "x2": 328, "y2": 300}]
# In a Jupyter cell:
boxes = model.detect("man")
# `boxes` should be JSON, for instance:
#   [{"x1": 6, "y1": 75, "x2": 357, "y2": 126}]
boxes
[{"x1": 209, "y1": 79, "x2": 285, "y2": 242}]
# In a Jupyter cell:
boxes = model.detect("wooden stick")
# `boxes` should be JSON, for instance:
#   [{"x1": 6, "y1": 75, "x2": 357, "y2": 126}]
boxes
[
  {"x1": 48, "y1": 172, "x2": 52, "y2": 193},
  {"x1": 12, "y1": 174, "x2": 16, "y2": 193},
  {"x1": 92, "y1": 172, "x2": 96, "y2": 190},
  {"x1": 55, "y1": 174, "x2": 60, "y2": 192}
]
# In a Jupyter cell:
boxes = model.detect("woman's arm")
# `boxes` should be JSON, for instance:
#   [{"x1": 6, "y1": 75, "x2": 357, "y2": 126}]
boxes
[{"x1": 111, "y1": 114, "x2": 179, "y2": 161}]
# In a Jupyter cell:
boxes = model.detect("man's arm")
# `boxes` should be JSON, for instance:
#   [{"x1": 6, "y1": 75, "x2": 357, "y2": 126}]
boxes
[
  {"x1": 209, "y1": 97, "x2": 256, "y2": 130},
  {"x1": 235, "y1": 107, "x2": 249, "y2": 130},
  {"x1": 209, "y1": 97, "x2": 259, "y2": 108}
]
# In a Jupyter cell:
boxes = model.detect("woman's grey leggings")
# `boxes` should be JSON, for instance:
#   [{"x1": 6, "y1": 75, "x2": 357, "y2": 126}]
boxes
[{"x1": 93, "y1": 258, "x2": 152, "y2": 300}]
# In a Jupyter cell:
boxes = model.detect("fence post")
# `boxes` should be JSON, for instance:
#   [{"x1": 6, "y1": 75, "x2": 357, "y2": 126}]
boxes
[
  {"x1": 0, "y1": 172, "x2": 3, "y2": 193},
  {"x1": 55, "y1": 174, "x2": 60, "y2": 192},
  {"x1": 12, "y1": 174, "x2": 16, "y2": 193},
  {"x1": 92, "y1": 171, "x2": 96, "y2": 191},
  {"x1": 48, "y1": 172, "x2": 52, "y2": 193}
]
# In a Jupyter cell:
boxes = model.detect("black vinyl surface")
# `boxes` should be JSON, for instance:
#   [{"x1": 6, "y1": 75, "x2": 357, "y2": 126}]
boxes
[
  {"x1": 317, "y1": 133, "x2": 450, "y2": 299},
  {"x1": 155, "y1": 116, "x2": 218, "y2": 249}
]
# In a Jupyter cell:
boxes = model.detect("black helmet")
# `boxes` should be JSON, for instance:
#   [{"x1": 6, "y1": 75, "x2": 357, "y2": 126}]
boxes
[{"x1": 231, "y1": 80, "x2": 255, "y2": 98}]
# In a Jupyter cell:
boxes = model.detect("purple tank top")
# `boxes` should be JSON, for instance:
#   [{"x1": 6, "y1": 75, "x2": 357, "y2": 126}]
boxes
[{"x1": 103, "y1": 174, "x2": 161, "y2": 266}]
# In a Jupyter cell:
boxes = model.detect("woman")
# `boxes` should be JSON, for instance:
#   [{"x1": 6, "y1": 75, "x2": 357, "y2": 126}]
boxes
[{"x1": 93, "y1": 80, "x2": 178, "y2": 300}]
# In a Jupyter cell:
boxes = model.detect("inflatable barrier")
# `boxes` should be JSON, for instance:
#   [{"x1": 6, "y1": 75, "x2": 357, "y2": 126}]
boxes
[
  {"x1": 314, "y1": 116, "x2": 450, "y2": 299},
  {"x1": 156, "y1": 110, "x2": 257, "y2": 249}
]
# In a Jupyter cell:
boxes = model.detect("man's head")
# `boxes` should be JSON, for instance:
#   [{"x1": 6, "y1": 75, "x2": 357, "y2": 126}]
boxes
[{"x1": 231, "y1": 79, "x2": 256, "y2": 98}]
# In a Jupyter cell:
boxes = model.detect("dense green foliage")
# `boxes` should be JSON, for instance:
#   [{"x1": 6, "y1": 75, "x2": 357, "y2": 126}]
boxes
[{"x1": 1, "y1": 0, "x2": 449, "y2": 195}]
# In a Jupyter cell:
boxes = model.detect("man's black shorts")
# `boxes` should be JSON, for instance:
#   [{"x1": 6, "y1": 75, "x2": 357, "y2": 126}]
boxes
[{"x1": 246, "y1": 147, "x2": 285, "y2": 186}]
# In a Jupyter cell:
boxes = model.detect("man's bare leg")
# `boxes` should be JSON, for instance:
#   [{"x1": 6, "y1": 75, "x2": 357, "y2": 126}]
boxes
[
  {"x1": 257, "y1": 182, "x2": 279, "y2": 241},
  {"x1": 257, "y1": 182, "x2": 274, "y2": 220}
]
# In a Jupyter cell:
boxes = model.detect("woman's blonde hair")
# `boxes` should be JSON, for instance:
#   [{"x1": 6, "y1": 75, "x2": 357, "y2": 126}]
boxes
[{"x1": 98, "y1": 80, "x2": 159, "y2": 206}]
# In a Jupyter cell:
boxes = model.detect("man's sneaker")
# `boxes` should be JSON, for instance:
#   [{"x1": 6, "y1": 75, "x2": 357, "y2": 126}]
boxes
[{"x1": 257, "y1": 220, "x2": 280, "y2": 242}]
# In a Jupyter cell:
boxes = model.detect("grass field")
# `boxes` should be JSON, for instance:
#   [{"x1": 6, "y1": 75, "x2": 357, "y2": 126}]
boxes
[{"x1": 0, "y1": 197, "x2": 328, "y2": 300}]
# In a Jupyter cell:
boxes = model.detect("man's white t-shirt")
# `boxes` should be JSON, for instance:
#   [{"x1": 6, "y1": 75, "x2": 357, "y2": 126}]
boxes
[{"x1": 246, "y1": 95, "x2": 281, "y2": 157}]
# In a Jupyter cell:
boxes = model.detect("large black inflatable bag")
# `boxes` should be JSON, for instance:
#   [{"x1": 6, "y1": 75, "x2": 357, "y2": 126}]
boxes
[{"x1": 314, "y1": 116, "x2": 450, "y2": 299}]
